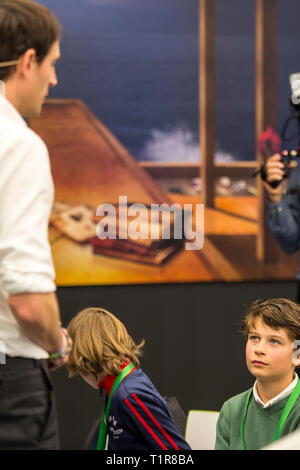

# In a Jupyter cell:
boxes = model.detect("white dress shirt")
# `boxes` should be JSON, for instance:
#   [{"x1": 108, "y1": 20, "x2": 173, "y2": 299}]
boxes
[
  {"x1": 253, "y1": 374, "x2": 298, "y2": 409},
  {"x1": 0, "y1": 84, "x2": 56, "y2": 359}
]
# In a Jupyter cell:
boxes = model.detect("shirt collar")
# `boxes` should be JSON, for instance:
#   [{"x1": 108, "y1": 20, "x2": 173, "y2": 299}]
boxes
[
  {"x1": 0, "y1": 80, "x2": 27, "y2": 128},
  {"x1": 253, "y1": 374, "x2": 298, "y2": 409},
  {"x1": 98, "y1": 361, "x2": 135, "y2": 397}
]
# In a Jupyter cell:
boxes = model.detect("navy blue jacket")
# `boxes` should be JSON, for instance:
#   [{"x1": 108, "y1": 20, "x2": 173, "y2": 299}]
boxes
[{"x1": 100, "y1": 368, "x2": 190, "y2": 450}]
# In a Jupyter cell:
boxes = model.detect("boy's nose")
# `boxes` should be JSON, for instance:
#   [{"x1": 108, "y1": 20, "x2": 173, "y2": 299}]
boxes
[{"x1": 254, "y1": 342, "x2": 266, "y2": 355}]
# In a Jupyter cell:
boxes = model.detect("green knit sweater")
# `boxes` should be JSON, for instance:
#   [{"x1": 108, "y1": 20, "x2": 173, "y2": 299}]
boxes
[{"x1": 215, "y1": 388, "x2": 300, "y2": 450}]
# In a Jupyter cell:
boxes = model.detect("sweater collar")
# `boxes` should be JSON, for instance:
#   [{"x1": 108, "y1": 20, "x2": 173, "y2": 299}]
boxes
[
  {"x1": 98, "y1": 361, "x2": 135, "y2": 396},
  {"x1": 253, "y1": 374, "x2": 298, "y2": 409}
]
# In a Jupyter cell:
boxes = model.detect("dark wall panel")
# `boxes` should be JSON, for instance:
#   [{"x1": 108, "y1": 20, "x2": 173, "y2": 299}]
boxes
[{"x1": 53, "y1": 281, "x2": 297, "y2": 449}]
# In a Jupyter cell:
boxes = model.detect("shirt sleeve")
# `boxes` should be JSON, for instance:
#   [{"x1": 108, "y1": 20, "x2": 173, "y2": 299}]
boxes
[
  {"x1": 0, "y1": 131, "x2": 56, "y2": 295},
  {"x1": 267, "y1": 167, "x2": 300, "y2": 255},
  {"x1": 122, "y1": 391, "x2": 191, "y2": 450},
  {"x1": 267, "y1": 200, "x2": 300, "y2": 254},
  {"x1": 215, "y1": 402, "x2": 231, "y2": 450}
]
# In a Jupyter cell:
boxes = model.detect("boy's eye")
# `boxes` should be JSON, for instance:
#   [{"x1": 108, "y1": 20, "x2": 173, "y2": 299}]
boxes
[
  {"x1": 249, "y1": 335, "x2": 259, "y2": 342},
  {"x1": 270, "y1": 339, "x2": 280, "y2": 345}
]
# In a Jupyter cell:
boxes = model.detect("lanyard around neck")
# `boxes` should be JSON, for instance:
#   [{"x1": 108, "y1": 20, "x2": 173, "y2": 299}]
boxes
[
  {"x1": 97, "y1": 362, "x2": 135, "y2": 450},
  {"x1": 240, "y1": 377, "x2": 300, "y2": 450}
]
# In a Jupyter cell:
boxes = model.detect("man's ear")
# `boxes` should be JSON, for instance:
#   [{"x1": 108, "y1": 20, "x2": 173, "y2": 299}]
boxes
[{"x1": 18, "y1": 48, "x2": 37, "y2": 78}]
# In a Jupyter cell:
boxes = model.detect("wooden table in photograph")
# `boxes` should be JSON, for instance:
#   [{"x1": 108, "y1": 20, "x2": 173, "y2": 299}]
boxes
[{"x1": 29, "y1": 99, "x2": 298, "y2": 286}]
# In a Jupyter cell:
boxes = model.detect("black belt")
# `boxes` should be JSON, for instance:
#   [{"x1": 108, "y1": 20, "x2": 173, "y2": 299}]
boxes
[{"x1": 4, "y1": 356, "x2": 47, "y2": 367}]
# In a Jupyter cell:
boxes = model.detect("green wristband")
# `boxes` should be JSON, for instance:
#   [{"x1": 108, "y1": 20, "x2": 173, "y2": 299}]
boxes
[
  {"x1": 49, "y1": 330, "x2": 65, "y2": 360},
  {"x1": 49, "y1": 351, "x2": 62, "y2": 359}
]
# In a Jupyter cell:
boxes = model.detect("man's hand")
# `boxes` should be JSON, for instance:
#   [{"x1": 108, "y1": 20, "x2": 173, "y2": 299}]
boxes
[
  {"x1": 263, "y1": 153, "x2": 297, "y2": 204},
  {"x1": 48, "y1": 327, "x2": 73, "y2": 372},
  {"x1": 263, "y1": 153, "x2": 285, "y2": 203}
]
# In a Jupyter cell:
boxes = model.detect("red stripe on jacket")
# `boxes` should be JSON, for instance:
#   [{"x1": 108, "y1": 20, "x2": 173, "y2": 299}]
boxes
[
  {"x1": 131, "y1": 393, "x2": 179, "y2": 450},
  {"x1": 125, "y1": 398, "x2": 167, "y2": 450}
]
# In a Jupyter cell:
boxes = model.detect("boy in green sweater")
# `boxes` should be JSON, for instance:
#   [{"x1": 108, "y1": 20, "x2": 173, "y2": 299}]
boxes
[{"x1": 215, "y1": 298, "x2": 300, "y2": 450}]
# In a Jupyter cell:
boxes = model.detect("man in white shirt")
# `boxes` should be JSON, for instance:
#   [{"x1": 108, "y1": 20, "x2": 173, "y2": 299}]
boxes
[{"x1": 0, "y1": 0, "x2": 72, "y2": 449}]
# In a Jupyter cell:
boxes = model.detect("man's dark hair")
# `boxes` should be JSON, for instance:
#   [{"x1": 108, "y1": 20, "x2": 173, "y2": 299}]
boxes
[{"x1": 0, "y1": 0, "x2": 61, "y2": 81}]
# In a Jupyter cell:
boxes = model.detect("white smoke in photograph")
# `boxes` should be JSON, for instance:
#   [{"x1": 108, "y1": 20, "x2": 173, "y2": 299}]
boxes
[{"x1": 140, "y1": 126, "x2": 235, "y2": 163}]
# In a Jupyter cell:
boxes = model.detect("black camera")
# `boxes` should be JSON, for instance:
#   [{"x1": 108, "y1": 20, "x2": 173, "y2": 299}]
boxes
[
  {"x1": 260, "y1": 148, "x2": 300, "y2": 188},
  {"x1": 254, "y1": 73, "x2": 300, "y2": 188},
  {"x1": 290, "y1": 72, "x2": 300, "y2": 112}
]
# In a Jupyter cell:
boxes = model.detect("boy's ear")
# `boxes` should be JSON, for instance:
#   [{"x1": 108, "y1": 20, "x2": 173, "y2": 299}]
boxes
[
  {"x1": 292, "y1": 341, "x2": 300, "y2": 366},
  {"x1": 293, "y1": 353, "x2": 300, "y2": 367}
]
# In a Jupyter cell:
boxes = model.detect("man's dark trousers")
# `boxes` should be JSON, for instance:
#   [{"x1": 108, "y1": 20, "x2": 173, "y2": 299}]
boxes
[{"x1": 0, "y1": 356, "x2": 59, "y2": 450}]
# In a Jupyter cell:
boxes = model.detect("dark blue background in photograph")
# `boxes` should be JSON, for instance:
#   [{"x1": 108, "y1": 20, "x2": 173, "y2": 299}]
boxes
[{"x1": 37, "y1": 0, "x2": 300, "y2": 163}]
